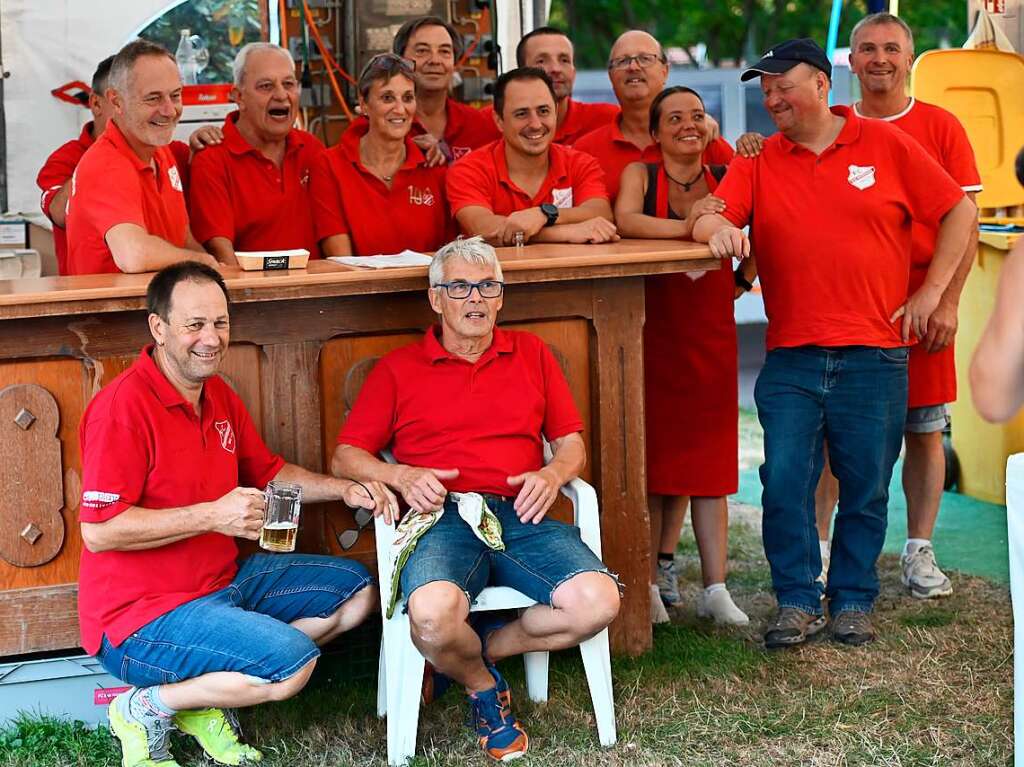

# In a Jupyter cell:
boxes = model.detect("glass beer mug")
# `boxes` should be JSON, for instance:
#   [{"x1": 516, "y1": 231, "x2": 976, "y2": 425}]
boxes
[{"x1": 260, "y1": 481, "x2": 302, "y2": 552}]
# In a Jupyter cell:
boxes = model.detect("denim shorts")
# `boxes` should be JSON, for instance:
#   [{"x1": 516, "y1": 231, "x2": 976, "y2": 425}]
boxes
[
  {"x1": 905, "y1": 404, "x2": 950, "y2": 434},
  {"x1": 399, "y1": 495, "x2": 614, "y2": 607},
  {"x1": 96, "y1": 554, "x2": 373, "y2": 687}
]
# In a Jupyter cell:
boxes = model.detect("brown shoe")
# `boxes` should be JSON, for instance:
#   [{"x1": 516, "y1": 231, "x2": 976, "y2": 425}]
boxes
[
  {"x1": 763, "y1": 607, "x2": 826, "y2": 649},
  {"x1": 831, "y1": 610, "x2": 875, "y2": 646}
]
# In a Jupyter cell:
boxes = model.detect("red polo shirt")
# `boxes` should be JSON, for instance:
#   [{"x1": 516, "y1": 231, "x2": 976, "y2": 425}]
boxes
[
  {"x1": 311, "y1": 121, "x2": 452, "y2": 256},
  {"x1": 447, "y1": 140, "x2": 608, "y2": 219},
  {"x1": 77, "y1": 346, "x2": 285, "y2": 654},
  {"x1": 339, "y1": 327, "x2": 583, "y2": 497},
  {"x1": 38, "y1": 123, "x2": 191, "y2": 275},
  {"x1": 189, "y1": 113, "x2": 325, "y2": 257},
  {"x1": 574, "y1": 117, "x2": 735, "y2": 199},
  {"x1": 481, "y1": 99, "x2": 619, "y2": 146},
  {"x1": 715, "y1": 105, "x2": 965, "y2": 351},
  {"x1": 856, "y1": 99, "x2": 982, "y2": 407},
  {"x1": 66, "y1": 121, "x2": 190, "y2": 275},
  {"x1": 410, "y1": 98, "x2": 500, "y2": 161}
]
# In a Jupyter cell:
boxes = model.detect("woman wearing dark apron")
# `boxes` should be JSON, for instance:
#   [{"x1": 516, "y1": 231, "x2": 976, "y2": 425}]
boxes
[{"x1": 615, "y1": 86, "x2": 755, "y2": 626}]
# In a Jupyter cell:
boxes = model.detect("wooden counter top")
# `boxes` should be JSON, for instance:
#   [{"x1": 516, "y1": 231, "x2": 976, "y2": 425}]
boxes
[{"x1": 0, "y1": 239, "x2": 717, "y2": 320}]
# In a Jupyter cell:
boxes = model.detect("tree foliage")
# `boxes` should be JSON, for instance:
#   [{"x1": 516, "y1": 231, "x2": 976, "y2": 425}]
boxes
[{"x1": 550, "y1": 0, "x2": 970, "y2": 68}]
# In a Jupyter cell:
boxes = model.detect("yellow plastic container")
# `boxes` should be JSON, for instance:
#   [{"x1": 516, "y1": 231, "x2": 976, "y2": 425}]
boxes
[
  {"x1": 951, "y1": 229, "x2": 1022, "y2": 504},
  {"x1": 913, "y1": 49, "x2": 1024, "y2": 504}
]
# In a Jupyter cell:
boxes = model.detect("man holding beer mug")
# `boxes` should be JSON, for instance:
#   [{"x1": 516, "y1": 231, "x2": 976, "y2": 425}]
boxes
[{"x1": 77, "y1": 262, "x2": 394, "y2": 767}]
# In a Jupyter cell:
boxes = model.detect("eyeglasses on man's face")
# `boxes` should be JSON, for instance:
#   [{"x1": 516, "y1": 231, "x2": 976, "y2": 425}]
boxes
[
  {"x1": 433, "y1": 280, "x2": 505, "y2": 299},
  {"x1": 608, "y1": 53, "x2": 663, "y2": 71}
]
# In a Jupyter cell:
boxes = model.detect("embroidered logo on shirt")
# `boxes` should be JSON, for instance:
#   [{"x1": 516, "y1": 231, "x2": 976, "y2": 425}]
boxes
[
  {"x1": 168, "y1": 165, "x2": 183, "y2": 192},
  {"x1": 300, "y1": 169, "x2": 310, "y2": 186},
  {"x1": 214, "y1": 419, "x2": 236, "y2": 454},
  {"x1": 451, "y1": 146, "x2": 472, "y2": 161},
  {"x1": 82, "y1": 490, "x2": 121, "y2": 509},
  {"x1": 552, "y1": 187, "x2": 574, "y2": 208},
  {"x1": 847, "y1": 165, "x2": 876, "y2": 191},
  {"x1": 407, "y1": 186, "x2": 436, "y2": 206}
]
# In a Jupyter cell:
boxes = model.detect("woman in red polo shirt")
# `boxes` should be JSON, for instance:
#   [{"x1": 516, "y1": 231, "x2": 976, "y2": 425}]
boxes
[
  {"x1": 616, "y1": 86, "x2": 755, "y2": 627},
  {"x1": 312, "y1": 54, "x2": 452, "y2": 256}
]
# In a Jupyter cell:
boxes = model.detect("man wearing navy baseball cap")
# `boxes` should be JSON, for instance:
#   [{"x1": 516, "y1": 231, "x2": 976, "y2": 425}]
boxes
[
  {"x1": 693, "y1": 38, "x2": 977, "y2": 649},
  {"x1": 740, "y1": 38, "x2": 832, "y2": 81}
]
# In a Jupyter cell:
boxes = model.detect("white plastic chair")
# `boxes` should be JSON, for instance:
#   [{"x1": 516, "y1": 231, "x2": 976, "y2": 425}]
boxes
[{"x1": 373, "y1": 468, "x2": 617, "y2": 766}]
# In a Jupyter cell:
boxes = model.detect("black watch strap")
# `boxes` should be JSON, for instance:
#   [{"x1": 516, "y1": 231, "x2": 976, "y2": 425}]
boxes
[
  {"x1": 734, "y1": 270, "x2": 754, "y2": 292},
  {"x1": 540, "y1": 203, "x2": 559, "y2": 227}
]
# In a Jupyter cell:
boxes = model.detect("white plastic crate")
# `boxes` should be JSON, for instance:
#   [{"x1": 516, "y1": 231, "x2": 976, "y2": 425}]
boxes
[{"x1": 0, "y1": 654, "x2": 128, "y2": 728}]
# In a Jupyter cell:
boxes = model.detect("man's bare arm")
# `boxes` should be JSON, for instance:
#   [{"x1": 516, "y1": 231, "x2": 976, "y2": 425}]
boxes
[
  {"x1": 80, "y1": 486, "x2": 265, "y2": 553},
  {"x1": 272, "y1": 461, "x2": 396, "y2": 513},
  {"x1": 332, "y1": 444, "x2": 459, "y2": 519},
  {"x1": 47, "y1": 182, "x2": 72, "y2": 228},
  {"x1": 205, "y1": 236, "x2": 240, "y2": 266},
  {"x1": 106, "y1": 223, "x2": 218, "y2": 273}
]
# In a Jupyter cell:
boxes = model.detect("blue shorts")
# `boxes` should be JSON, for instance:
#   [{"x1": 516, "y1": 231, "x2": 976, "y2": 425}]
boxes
[
  {"x1": 96, "y1": 554, "x2": 373, "y2": 688},
  {"x1": 905, "y1": 404, "x2": 950, "y2": 434},
  {"x1": 399, "y1": 495, "x2": 615, "y2": 608}
]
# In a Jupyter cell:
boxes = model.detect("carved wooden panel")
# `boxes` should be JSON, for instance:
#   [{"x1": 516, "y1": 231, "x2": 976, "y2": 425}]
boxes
[
  {"x1": 320, "y1": 333, "x2": 422, "y2": 567},
  {"x1": 218, "y1": 344, "x2": 264, "y2": 434},
  {"x1": 0, "y1": 358, "x2": 88, "y2": 597},
  {"x1": 0, "y1": 385, "x2": 64, "y2": 567}
]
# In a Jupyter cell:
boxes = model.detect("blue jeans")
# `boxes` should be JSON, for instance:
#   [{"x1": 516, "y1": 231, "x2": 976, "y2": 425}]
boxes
[
  {"x1": 96, "y1": 554, "x2": 373, "y2": 687},
  {"x1": 400, "y1": 495, "x2": 615, "y2": 607},
  {"x1": 754, "y1": 346, "x2": 908, "y2": 615}
]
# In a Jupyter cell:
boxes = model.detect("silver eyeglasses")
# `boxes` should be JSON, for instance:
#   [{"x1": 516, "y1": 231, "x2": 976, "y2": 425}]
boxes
[
  {"x1": 432, "y1": 280, "x2": 505, "y2": 299},
  {"x1": 608, "y1": 53, "x2": 663, "y2": 70}
]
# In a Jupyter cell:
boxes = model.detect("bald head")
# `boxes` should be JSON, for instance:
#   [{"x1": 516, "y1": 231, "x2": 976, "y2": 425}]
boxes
[
  {"x1": 609, "y1": 30, "x2": 664, "y2": 64},
  {"x1": 607, "y1": 30, "x2": 668, "y2": 111}
]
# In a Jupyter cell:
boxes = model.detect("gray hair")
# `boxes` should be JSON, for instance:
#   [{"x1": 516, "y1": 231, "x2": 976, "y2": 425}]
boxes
[
  {"x1": 109, "y1": 39, "x2": 175, "y2": 94},
  {"x1": 233, "y1": 42, "x2": 295, "y2": 87},
  {"x1": 850, "y1": 12, "x2": 915, "y2": 53},
  {"x1": 429, "y1": 236, "x2": 503, "y2": 287}
]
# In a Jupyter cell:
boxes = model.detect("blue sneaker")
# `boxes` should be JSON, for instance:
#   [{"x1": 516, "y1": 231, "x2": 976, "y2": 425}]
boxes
[
  {"x1": 420, "y1": 661, "x2": 452, "y2": 705},
  {"x1": 467, "y1": 668, "x2": 528, "y2": 762}
]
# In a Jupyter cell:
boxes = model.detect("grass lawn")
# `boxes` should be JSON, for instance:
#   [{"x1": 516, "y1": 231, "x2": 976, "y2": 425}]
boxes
[{"x1": 0, "y1": 412, "x2": 1013, "y2": 766}]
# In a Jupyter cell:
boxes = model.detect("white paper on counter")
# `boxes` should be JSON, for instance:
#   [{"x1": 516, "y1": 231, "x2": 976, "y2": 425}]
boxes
[{"x1": 328, "y1": 250, "x2": 432, "y2": 269}]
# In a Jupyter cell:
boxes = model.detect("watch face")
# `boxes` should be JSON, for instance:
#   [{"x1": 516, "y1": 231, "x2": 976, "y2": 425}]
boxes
[{"x1": 541, "y1": 203, "x2": 559, "y2": 225}]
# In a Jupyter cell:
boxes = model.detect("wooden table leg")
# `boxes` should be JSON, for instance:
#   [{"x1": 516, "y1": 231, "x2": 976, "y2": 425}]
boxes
[{"x1": 591, "y1": 277, "x2": 651, "y2": 656}]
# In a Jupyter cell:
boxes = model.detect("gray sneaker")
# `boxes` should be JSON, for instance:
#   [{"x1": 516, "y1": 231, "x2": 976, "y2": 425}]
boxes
[
  {"x1": 831, "y1": 610, "x2": 875, "y2": 646},
  {"x1": 901, "y1": 544, "x2": 953, "y2": 599},
  {"x1": 108, "y1": 689, "x2": 181, "y2": 766},
  {"x1": 656, "y1": 558, "x2": 681, "y2": 606},
  {"x1": 763, "y1": 607, "x2": 826, "y2": 649}
]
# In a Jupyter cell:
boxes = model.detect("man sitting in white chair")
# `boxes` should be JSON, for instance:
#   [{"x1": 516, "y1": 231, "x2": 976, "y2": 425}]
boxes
[{"x1": 331, "y1": 235, "x2": 620, "y2": 761}]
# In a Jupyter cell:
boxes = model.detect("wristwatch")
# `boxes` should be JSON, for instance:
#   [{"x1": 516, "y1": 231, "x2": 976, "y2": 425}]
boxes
[
  {"x1": 734, "y1": 270, "x2": 754, "y2": 292},
  {"x1": 540, "y1": 203, "x2": 560, "y2": 227}
]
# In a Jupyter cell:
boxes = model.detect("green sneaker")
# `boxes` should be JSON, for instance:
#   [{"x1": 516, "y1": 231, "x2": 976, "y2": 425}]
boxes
[
  {"x1": 174, "y1": 708, "x2": 262, "y2": 765},
  {"x1": 108, "y1": 690, "x2": 181, "y2": 767}
]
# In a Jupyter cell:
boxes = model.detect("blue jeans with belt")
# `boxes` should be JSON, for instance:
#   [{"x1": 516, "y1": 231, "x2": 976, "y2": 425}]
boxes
[{"x1": 754, "y1": 345, "x2": 908, "y2": 616}]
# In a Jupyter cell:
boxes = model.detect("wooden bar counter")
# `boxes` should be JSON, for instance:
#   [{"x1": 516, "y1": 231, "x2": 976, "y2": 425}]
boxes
[{"x1": 0, "y1": 240, "x2": 717, "y2": 658}]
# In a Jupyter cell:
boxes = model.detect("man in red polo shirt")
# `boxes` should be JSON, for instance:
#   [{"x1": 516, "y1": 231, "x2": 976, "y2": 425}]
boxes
[
  {"x1": 477, "y1": 27, "x2": 617, "y2": 147},
  {"x1": 332, "y1": 236, "x2": 619, "y2": 761},
  {"x1": 447, "y1": 68, "x2": 617, "y2": 246},
  {"x1": 693, "y1": 39, "x2": 977, "y2": 648},
  {"x1": 65, "y1": 40, "x2": 215, "y2": 275},
  {"x1": 189, "y1": 42, "x2": 324, "y2": 265},
  {"x1": 37, "y1": 55, "x2": 210, "y2": 275},
  {"x1": 80, "y1": 261, "x2": 389, "y2": 767},
  {"x1": 812, "y1": 13, "x2": 982, "y2": 601},
  {"x1": 393, "y1": 16, "x2": 498, "y2": 162},
  {"x1": 575, "y1": 30, "x2": 734, "y2": 200}
]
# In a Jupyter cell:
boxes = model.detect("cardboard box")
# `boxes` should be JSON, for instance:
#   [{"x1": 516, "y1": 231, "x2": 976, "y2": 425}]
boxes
[
  {"x1": 0, "y1": 249, "x2": 42, "y2": 279},
  {"x1": 0, "y1": 220, "x2": 27, "y2": 250}
]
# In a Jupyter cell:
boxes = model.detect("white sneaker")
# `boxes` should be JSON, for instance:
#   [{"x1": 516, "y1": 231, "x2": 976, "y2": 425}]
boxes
[
  {"x1": 650, "y1": 584, "x2": 670, "y2": 624},
  {"x1": 697, "y1": 588, "x2": 750, "y2": 626},
  {"x1": 901, "y1": 544, "x2": 953, "y2": 599}
]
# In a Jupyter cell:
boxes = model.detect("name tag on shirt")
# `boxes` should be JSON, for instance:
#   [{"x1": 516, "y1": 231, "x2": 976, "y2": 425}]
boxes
[{"x1": 552, "y1": 187, "x2": 574, "y2": 208}]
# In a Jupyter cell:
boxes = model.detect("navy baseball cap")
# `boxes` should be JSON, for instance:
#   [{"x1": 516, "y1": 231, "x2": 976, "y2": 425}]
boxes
[{"x1": 741, "y1": 38, "x2": 832, "y2": 82}]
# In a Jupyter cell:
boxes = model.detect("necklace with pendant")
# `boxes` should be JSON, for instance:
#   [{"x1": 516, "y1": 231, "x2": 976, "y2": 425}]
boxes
[{"x1": 663, "y1": 166, "x2": 705, "y2": 191}]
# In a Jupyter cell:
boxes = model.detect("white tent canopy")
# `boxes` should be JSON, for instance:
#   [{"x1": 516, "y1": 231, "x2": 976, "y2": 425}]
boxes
[{"x1": 1, "y1": 0, "x2": 549, "y2": 216}]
